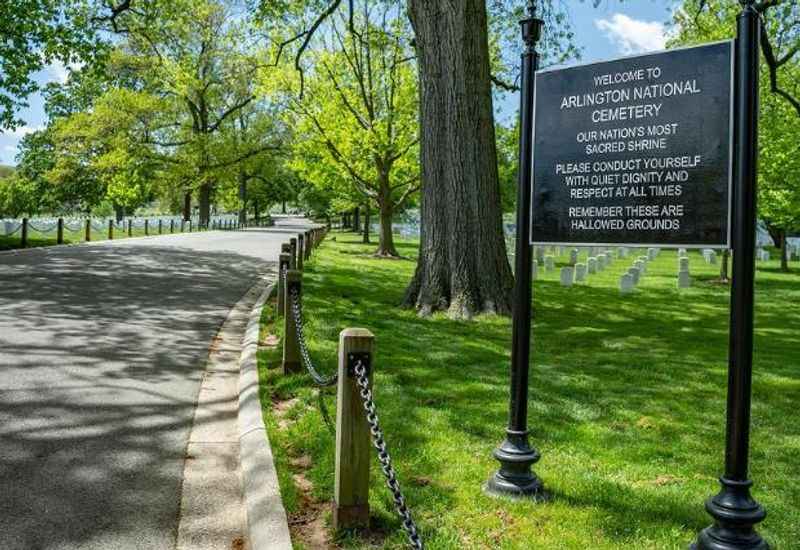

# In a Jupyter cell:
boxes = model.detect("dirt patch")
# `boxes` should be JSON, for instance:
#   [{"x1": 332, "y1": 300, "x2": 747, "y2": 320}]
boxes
[{"x1": 230, "y1": 536, "x2": 245, "y2": 550}]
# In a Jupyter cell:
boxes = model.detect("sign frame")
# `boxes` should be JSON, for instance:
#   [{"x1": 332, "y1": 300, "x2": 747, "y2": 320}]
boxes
[{"x1": 529, "y1": 39, "x2": 735, "y2": 249}]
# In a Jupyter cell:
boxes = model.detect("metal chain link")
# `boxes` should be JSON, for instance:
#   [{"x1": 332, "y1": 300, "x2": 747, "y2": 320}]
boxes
[
  {"x1": 353, "y1": 360, "x2": 424, "y2": 550},
  {"x1": 288, "y1": 282, "x2": 338, "y2": 388}
]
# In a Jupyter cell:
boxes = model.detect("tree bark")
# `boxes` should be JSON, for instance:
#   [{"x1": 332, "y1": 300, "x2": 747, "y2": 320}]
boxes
[
  {"x1": 183, "y1": 190, "x2": 192, "y2": 221},
  {"x1": 377, "y1": 201, "x2": 398, "y2": 256},
  {"x1": 404, "y1": 0, "x2": 513, "y2": 318},
  {"x1": 353, "y1": 206, "x2": 361, "y2": 233},
  {"x1": 780, "y1": 229, "x2": 789, "y2": 272},
  {"x1": 114, "y1": 204, "x2": 124, "y2": 223},
  {"x1": 282, "y1": 200, "x2": 287, "y2": 214},
  {"x1": 238, "y1": 173, "x2": 248, "y2": 225},
  {"x1": 720, "y1": 249, "x2": 730, "y2": 282},
  {"x1": 363, "y1": 203, "x2": 371, "y2": 244},
  {"x1": 254, "y1": 199, "x2": 260, "y2": 225},
  {"x1": 199, "y1": 183, "x2": 211, "y2": 228}
]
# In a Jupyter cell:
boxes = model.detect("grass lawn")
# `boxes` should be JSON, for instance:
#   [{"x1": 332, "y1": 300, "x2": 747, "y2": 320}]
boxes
[{"x1": 257, "y1": 231, "x2": 799, "y2": 549}]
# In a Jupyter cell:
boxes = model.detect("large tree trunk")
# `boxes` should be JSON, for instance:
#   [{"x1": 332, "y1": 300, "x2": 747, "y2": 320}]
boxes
[
  {"x1": 404, "y1": 0, "x2": 513, "y2": 318},
  {"x1": 780, "y1": 229, "x2": 789, "y2": 272},
  {"x1": 720, "y1": 249, "x2": 730, "y2": 282},
  {"x1": 238, "y1": 173, "x2": 248, "y2": 225},
  {"x1": 199, "y1": 183, "x2": 211, "y2": 228},
  {"x1": 353, "y1": 206, "x2": 361, "y2": 233},
  {"x1": 377, "y1": 201, "x2": 398, "y2": 257},
  {"x1": 113, "y1": 204, "x2": 124, "y2": 223},
  {"x1": 253, "y1": 199, "x2": 261, "y2": 225},
  {"x1": 363, "y1": 203, "x2": 371, "y2": 244},
  {"x1": 183, "y1": 190, "x2": 192, "y2": 221}
]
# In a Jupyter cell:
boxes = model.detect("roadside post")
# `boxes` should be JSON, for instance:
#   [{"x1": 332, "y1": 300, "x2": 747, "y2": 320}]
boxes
[
  {"x1": 21, "y1": 218, "x2": 28, "y2": 248},
  {"x1": 290, "y1": 238, "x2": 298, "y2": 270},
  {"x1": 333, "y1": 328, "x2": 374, "y2": 529},
  {"x1": 277, "y1": 252, "x2": 291, "y2": 319},
  {"x1": 297, "y1": 234, "x2": 305, "y2": 271},
  {"x1": 57, "y1": 218, "x2": 63, "y2": 244},
  {"x1": 108, "y1": 219, "x2": 114, "y2": 240},
  {"x1": 85, "y1": 219, "x2": 91, "y2": 242}
]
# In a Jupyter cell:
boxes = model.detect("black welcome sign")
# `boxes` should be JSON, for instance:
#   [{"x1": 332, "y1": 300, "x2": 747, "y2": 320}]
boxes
[{"x1": 530, "y1": 41, "x2": 734, "y2": 247}]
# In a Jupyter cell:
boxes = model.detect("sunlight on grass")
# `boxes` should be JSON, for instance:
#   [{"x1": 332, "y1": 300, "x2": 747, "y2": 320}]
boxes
[{"x1": 258, "y1": 231, "x2": 799, "y2": 549}]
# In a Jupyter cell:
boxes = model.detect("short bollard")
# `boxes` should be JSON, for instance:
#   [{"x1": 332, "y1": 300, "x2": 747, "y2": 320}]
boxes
[
  {"x1": 145, "y1": 219, "x2": 149, "y2": 236},
  {"x1": 277, "y1": 252, "x2": 291, "y2": 319},
  {"x1": 297, "y1": 234, "x2": 305, "y2": 271},
  {"x1": 108, "y1": 219, "x2": 114, "y2": 240},
  {"x1": 85, "y1": 219, "x2": 91, "y2": 242},
  {"x1": 57, "y1": 218, "x2": 64, "y2": 245},
  {"x1": 170, "y1": 219, "x2": 175, "y2": 233},
  {"x1": 128, "y1": 220, "x2": 133, "y2": 237},
  {"x1": 158, "y1": 220, "x2": 163, "y2": 234},
  {"x1": 290, "y1": 237, "x2": 298, "y2": 269},
  {"x1": 333, "y1": 328, "x2": 374, "y2": 530},
  {"x1": 21, "y1": 218, "x2": 28, "y2": 248},
  {"x1": 282, "y1": 269, "x2": 302, "y2": 374}
]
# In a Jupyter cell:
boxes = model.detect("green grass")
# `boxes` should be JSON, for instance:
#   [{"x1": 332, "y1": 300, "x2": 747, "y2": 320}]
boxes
[
  {"x1": 257, "y1": 231, "x2": 800, "y2": 549},
  {"x1": 0, "y1": 224, "x2": 216, "y2": 251}
]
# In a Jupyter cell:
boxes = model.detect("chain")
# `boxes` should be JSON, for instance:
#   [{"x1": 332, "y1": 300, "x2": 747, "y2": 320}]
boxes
[
  {"x1": 353, "y1": 360, "x2": 424, "y2": 550},
  {"x1": 289, "y1": 283, "x2": 338, "y2": 388}
]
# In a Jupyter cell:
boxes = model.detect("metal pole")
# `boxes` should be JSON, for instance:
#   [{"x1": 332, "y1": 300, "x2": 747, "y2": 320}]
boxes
[
  {"x1": 486, "y1": 1, "x2": 543, "y2": 499},
  {"x1": 692, "y1": 2, "x2": 767, "y2": 548}
]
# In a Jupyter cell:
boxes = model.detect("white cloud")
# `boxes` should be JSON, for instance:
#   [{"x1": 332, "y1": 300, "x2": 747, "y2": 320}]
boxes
[
  {"x1": 4, "y1": 125, "x2": 44, "y2": 138},
  {"x1": 3, "y1": 145, "x2": 17, "y2": 153},
  {"x1": 595, "y1": 14, "x2": 667, "y2": 55},
  {"x1": 44, "y1": 59, "x2": 84, "y2": 84}
]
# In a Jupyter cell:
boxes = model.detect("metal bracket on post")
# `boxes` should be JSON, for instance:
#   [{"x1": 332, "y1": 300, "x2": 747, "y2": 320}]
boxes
[{"x1": 346, "y1": 352, "x2": 371, "y2": 378}]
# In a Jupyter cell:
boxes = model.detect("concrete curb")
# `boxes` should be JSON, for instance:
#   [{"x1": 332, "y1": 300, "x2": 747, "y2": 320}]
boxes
[{"x1": 238, "y1": 281, "x2": 293, "y2": 550}]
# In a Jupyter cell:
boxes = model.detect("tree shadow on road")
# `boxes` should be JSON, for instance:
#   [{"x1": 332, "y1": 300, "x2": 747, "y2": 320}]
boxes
[{"x1": 0, "y1": 242, "x2": 277, "y2": 550}]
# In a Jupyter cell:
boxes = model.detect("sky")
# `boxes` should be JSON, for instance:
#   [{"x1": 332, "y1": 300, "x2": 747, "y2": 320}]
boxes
[{"x1": 0, "y1": 0, "x2": 676, "y2": 166}]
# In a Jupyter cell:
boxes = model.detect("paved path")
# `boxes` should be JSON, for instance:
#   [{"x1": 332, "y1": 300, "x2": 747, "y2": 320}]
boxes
[{"x1": 0, "y1": 221, "x2": 311, "y2": 550}]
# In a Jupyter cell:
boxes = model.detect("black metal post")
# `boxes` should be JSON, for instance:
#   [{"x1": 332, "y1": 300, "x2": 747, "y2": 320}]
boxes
[
  {"x1": 486, "y1": 1, "x2": 543, "y2": 499},
  {"x1": 57, "y1": 218, "x2": 63, "y2": 245},
  {"x1": 692, "y1": 2, "x2": 767, "y2": 549},
  {"x1": 21, "y1": 218, "x2": 28, "y2": 248}
]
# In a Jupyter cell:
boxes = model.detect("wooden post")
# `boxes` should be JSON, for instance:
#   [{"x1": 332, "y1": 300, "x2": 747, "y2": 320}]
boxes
[
  {"x1": 128, "y1": 220, "x2": 133, "y2": 237},
  {"x1": 158, "y1": 219, "x2": 163, "y2": 234},
  {"x1": 85, "y1": 219, "x2": 91, "y2": 242},
  {"x1": 290, "y1": 237, "x2": 298, "y2": 270},
  {"x1": 333, "y1": 328, "x2": 374, "y2": 530},
  {"x1": 21, "y1": 218, "x2": 28, "y2": 248},
  {"x1": 108, "y1": 219, "x2": 113, "y2": 240},
  {"x1": 277, "y1": 252, "x2": 291, "y2": 319},
  {"x1": 57, "y1": 218, "x2": 63, "y2": 245},
  {"x1": 297, "y1": 234, "x2": 305, "y2": 271},
  {"x1": 145, "y1": 219, "x2": 149, "y2": 236},
  {"x1": 282, "y1": 269, "x2": 302, "y2": 374},
  {"x1": 170, "y1": 219, "x2": 175, "y2": 233},
  {"x1": 305, "y1": 231, "x2": 312, "y2": 260}
]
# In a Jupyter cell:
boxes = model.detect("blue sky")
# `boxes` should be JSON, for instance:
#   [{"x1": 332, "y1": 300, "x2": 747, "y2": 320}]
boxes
[{"x1": 0, "y1": 0, "x2": 676, "y2": 165}]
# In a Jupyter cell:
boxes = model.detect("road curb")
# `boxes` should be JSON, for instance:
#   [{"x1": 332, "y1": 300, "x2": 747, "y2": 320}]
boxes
[{"x1": 238, "y1": 281, "x2": 293, "y2": 550}]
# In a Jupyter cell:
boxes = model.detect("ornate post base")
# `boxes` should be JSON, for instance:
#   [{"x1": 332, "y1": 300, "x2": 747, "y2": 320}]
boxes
[
  {"x1": 691, "y1": 478, "x2": 768, "y2": 550},
  {"x1": 485, "y1": 429, "x2": 543, "y2": 498}
]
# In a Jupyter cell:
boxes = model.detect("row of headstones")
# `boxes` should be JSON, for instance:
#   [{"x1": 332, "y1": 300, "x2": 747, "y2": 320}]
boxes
[
  {"x1": 619, "y1": 248, "x2": 662, "y2": 293},
  {"x1": 533, "y1": 247, "x2": 636, "y2": 287}
]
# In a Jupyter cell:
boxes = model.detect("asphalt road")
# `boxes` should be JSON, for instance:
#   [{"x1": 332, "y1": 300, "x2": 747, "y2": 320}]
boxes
[{"x1": 0, "y1": 220, "x2": 311, "y2": 550}]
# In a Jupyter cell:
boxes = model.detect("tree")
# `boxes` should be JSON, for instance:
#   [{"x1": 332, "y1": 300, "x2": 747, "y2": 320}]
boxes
[
  {"x1": 671, "y1": 0, "x2": 800, "y2": 276},
  {"x1": 281, "y1": 4, "x2": 419, "y2": 257}
]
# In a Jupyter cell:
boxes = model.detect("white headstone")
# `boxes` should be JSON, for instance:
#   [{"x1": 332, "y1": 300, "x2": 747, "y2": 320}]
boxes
[
  {"x1": 678, "y1": 248, "x2": 688, "y2": 257},
  {"x1": 620, "y1": 273, "x2": 634, "y2": 294},
  {"x1": 647, "y1": 247, "x2": 658, "y2": 261},
  {"x1": 544, "y1": 255, "x2": 555, "y2": 271},
  {"x1": 575, "y1": 263, "x2": 587, "y2": 282},
  {"x1": 634, "y1": 260, "x2": 646, "y2": 275},
  {"x1": 597, "y1": 254, "x2": 607, "y2": 271},
  {"x1": 679, "y1": 257, "x2": 690, "y2": 272},
  {"x1": 532, "y1": 260, "x2": 538, "y2": 281},
  {"x1": 628, "y1": 266, "x2": 641, "y2": 285},
  {"x1": 587, "y1": 257, "x2": 597, "y2": 274},
  {"x1": 536, "y1": 246, "x2": 545, "y2": 265},
  {"x1": 569, "y1": 249, "x2": 579, "y2": 265},
  {"x1": 560, "y1": 266, "x2": 574, "y2": 287},
  {"x1": 678, "y1": 270, "x2": 691, "y2": 288}
]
